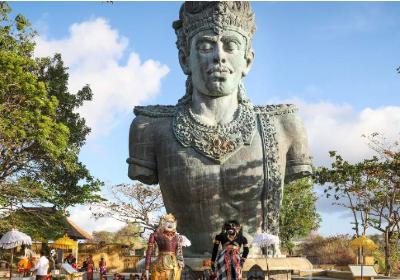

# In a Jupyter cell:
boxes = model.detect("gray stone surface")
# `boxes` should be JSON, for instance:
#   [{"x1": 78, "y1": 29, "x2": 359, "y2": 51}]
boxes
[{"x1": 127, "y1": 1, "x2": 312, "y2": 257}]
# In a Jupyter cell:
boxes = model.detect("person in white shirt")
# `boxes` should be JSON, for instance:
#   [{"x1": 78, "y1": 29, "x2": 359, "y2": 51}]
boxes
[{"x1": 30, "y1": 251, "x2": 49, "y2": 280}]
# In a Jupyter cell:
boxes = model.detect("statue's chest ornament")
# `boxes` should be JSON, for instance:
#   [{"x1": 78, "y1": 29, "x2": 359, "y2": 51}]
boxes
[{"x1": 173, "y1": 104, "x2": 256, "y2": 164}]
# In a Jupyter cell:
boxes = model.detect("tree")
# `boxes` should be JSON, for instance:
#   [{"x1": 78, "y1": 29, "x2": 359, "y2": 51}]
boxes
[
  {"x1": 315, "y1": 133, "x2": 400, "y2": 275},
  {"x1": 92, "y1": 230, "x2": 115, "y2": 243},
  {"x1": 0, "y1": 2, "x2": 103, "y2": 236},
  {"x1": 279, "y1": 177, "x2": 321, "y2": 255},
  {"x1": 93, "y1": 183, "x2": 165, "y2": 233},
  {"x1": 114, "y1": 223, "x2": 144, "y2": 246},
  {"x1": 315, "y1": 152, "x2": 371, "y2": 237}
]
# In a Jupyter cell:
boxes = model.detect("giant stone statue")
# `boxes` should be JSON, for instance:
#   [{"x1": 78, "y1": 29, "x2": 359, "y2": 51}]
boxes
[{"x1": 127, "y1": 1, "x2": 312, "y2": 257}]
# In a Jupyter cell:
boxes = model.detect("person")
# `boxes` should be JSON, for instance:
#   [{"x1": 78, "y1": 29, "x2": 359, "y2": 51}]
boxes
[
  {"x1": 30, "y1": 251, "x2": 49, "y2": 280},
  {"x1": 99, "y1": 257, "x2": 107, "y2": 278},
  {"x1": 127, "y1": 1, "x2": 312, "y2": 257},
  {"x1": 145, "y1": 214, "x2": 184, "y2": 280},
  {"x1": 71, "y1": 257, "x2": 77, "y2": 270},
  {"x1": 129, "y1": 274, "x2": 139, "y2": 280},
  {"x1": 82, "y1": 258, "x2": 88, "y2": 271},
  {"x1": 86, "y1": 255, "x2": 94, "y2": 280},
  {"x1": 211, "y1": 220, "x2": 249, "y2": 280},
  {"x1": 101, "y1": 275, "x2": 108, "y2": 280},
  {"x1": 140, "y1": 274, "x2": 147, "y2": 280},
  {"x1": 113, "y1": 274, "x2": 121, "y2": 280},
  {"x1": 63, "y1": 254, "x2": 71, "y2": 264}
]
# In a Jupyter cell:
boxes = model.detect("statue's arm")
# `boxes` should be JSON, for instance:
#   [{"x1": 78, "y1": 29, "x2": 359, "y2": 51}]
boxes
[
  {"x1": 280, "y1": 111, "x2": 313, "y2": 183},
  {"x1": 127, "y1": 115, "x2": 158, "y2": 184}
]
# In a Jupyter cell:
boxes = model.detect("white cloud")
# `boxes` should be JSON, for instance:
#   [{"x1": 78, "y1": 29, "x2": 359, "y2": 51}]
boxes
[
  {"x1": 34, "y1": 18, "x2": 170, "y2": 139},
  {"x1": 269, "y1": 96, "x2": 400, "y2": 216},
  {"x1": 68, "y1": 205, "x2": 125, "y2": 234},
  {"x1": 271, "y1": 97, "x2": 400, "y2": 167}
]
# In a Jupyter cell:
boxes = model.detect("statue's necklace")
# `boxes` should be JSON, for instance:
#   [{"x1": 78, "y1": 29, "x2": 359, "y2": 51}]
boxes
[{"x1": 173, "y1": 103, "x2": 256, "y2": 164}]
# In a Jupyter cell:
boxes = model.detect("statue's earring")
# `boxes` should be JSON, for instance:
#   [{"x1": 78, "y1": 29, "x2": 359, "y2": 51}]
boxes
[{"x1": 179, "y1": 49, "x2": 191, "y2": 75}]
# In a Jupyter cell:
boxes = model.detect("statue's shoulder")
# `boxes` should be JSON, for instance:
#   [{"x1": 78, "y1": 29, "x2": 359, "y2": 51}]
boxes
[
  {"x1": 134, "y1": 104, "x2": 176, "y2": 118},
  {"x1": 253, "y1": 104, "x2": 298, "y2": 116}
]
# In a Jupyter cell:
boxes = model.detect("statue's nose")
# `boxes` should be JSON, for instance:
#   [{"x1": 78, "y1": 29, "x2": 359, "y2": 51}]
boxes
[{"x1": 213, "y1": 44, "x2": 226, "y2": 64}]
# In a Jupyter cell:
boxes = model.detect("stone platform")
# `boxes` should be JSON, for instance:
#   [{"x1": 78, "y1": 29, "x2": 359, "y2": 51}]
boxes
[{"x1": 138, "y1": 257, "x2": 312, "y2": 280}]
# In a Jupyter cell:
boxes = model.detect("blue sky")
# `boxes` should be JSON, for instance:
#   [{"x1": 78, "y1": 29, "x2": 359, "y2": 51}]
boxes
[{"x1": 9, "y1": 1, "x2": 400, "y2": 236}]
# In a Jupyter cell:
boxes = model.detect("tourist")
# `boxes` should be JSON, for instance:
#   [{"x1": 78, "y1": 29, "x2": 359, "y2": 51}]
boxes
[
  {"x1": 71, "y1": 257, "x2": 77, "y2": 270},
  {"x1": 113, "y1": 274, "x2": 121, "y2": 280},
  {"x1": 140, "y1": 274, "x2": 147, "y2": 280},
  {"x1": 99, "y1": 257, "x2": 107, "y2": 278},
  {"x1": 30, "y1": 251, "x2": 49, "y2": 280},
  {"x1": 86, "y1": 255, "x2": 94, "y2": 280},
  {"x1": 82, "y1": 258, "x2": 88, "y2": 271}
]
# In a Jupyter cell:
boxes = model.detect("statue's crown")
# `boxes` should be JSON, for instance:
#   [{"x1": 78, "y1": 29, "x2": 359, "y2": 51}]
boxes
[{"x1": 173, "y1": 1, "x2": 256, "y2": 52}]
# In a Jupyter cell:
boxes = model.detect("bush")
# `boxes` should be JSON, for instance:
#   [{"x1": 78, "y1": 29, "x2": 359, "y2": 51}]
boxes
[{"x1": 297, "y1": 235, "x2": 357, "y2": 265}]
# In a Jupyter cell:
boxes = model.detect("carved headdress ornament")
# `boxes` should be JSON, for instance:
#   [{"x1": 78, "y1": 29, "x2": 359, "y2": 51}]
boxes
[{"x1": 173, "y1": 1, "x2": 257, "y2": 53}]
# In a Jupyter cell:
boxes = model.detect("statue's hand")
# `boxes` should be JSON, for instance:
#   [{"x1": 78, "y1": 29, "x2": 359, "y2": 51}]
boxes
[{"x1": 146, "y1": 270, "x2": 149, "y2": 280}]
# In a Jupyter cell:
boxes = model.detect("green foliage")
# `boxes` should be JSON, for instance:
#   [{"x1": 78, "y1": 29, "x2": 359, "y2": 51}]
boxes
[
  {"x1": 114, "y1": 223, "x2": 144, "y2": 246},
  {"x1": 92, "y1": 230, "x2": 115, "y2": 243},
  {"x1": 92, "y1": 224, "x2": 145, "y2": 246},
  {"x1": 0, "y1": 2, "x2": 103, "y2": 234},
  {"x1": 314, "y1": 133, "x2": 400, "y2": 275},
  {"x1": 279, "y1": 177, "x2": 321, "y2": 255},
  {"x1": 297, "y1": 235, "x2": 358, "y2": 265},
  {"x1": 0, "y1": 207, "x2": 68, "y2": 241}
]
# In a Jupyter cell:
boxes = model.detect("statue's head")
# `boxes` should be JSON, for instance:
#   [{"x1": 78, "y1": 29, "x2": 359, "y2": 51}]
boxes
[
  {"x1": 158, "y1": 213, "x2": 177, "y2": 233},
  {"x1": 173, "y1": 2, "x2": 256, "y2": 104}
]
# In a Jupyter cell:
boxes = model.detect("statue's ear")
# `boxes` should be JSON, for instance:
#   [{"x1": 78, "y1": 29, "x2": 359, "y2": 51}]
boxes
[
  {"x1": 242, "y1": 49, "x2": 255, "y2": 77},
  {"x1": 179, "y1": 50, "x2": 191, "y2": 75}
]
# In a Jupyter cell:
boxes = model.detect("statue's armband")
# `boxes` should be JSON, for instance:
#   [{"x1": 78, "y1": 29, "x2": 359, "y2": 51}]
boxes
[{"x1": 280, "y1": 110, "x2": 313, "y2": 183}]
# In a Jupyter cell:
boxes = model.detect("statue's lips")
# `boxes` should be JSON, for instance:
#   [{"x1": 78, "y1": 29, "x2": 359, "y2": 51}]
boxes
[{"x1": 210, "y1": 71, "x2": 229, "y2": 82}]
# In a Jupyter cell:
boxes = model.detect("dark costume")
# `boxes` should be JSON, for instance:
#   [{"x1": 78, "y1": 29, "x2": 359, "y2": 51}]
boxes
[
  {"x1": 211, "y1": 222, "x2": 249, "y2": 280},
  {"x1": 145, "y1": 232, "x2": 184, "y2": 280}
]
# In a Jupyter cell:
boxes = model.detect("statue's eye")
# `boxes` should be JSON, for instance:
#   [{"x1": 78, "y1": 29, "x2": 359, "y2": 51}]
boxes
[
  {"x1": 224, "y1": 42, "x2": 238, "y2": 52},
  {"x1": 199, "y1": 42, "x2": 212, "y2": 52}
]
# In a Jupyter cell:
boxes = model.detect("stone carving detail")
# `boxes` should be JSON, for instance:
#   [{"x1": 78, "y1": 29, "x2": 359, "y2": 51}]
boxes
[
  {"x1": 134, "y1": 105, "x2": 176, "y2": 118},
  {"x1": 258, "y1": 112, "x2": 282, "y2": 235},
  {"x1": 253, "y1": 104, "x2": 298, "y2": 115},
  {"x1": 173, "y1": 103, "x2": 256, "y2": 163}
]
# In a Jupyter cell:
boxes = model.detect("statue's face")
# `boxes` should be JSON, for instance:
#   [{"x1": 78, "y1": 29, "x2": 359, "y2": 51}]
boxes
[
  {"x1": 161, "y1": 217, "x2": 177, "y2": 232},
  {"x1": 187, "y1": 29, "x2": 253, "y2": 97}
]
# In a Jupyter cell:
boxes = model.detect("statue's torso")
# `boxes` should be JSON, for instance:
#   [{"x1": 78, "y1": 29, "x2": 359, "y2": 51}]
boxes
[
  {"x1": 155, "y1": 116, "x2": 265, "y2": 255},
  {"x1": 128, "y1": 104, "x2": 312, "y2": 256}
]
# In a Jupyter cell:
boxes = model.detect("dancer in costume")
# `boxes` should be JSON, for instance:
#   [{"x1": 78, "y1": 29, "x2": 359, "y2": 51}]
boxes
[
  {"x1": 211, "y1": 220, "x2": 249, "y2": 280},
  {"x1": 145, "y1": 214, "x2": 184, "y2": 280}
]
